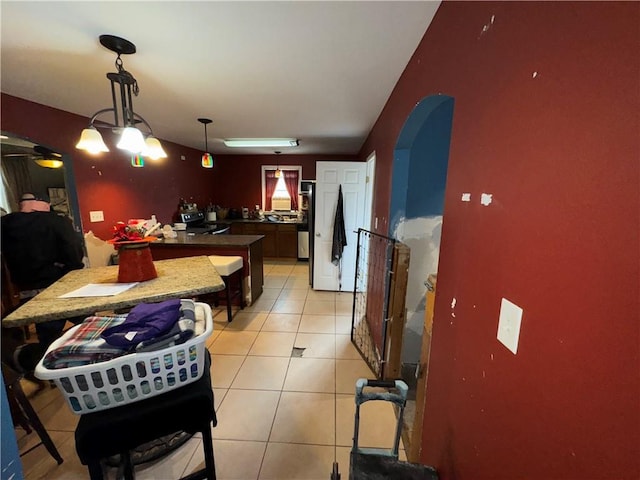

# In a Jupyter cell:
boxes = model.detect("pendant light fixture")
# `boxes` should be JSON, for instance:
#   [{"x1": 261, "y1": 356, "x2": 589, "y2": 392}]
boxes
[
  {"x1": 198, "y1": 118, "x2": 214, "y2": 169},
  {"x1": 131, "y1": 154, "x2": 144, "y2": 168},
  {"x1": 76, "y1": 35, "x2": 167, "y2": 160},
  {"x1": 274, "y1": 151, "x2": 282, "y2": 178}
]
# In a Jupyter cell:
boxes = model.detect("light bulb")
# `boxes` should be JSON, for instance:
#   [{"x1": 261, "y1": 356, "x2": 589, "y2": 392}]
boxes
[
  {"x1": 117, "y1": 127, "x2": 146, "y2": 153},
  {"x1": 143, "y1": 136, "x2": 168, "y2": 159},
  {"x1": 202, "y1": 152, "x2": 214, "y2": 168},
  {"x1": 76, "y1": 127, "x2": 109, "y2": 154}
]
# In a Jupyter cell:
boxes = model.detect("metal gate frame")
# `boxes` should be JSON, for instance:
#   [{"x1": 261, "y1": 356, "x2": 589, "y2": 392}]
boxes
[{"x1": 350, "y1": 228, "x2": 398, "y2": 378}]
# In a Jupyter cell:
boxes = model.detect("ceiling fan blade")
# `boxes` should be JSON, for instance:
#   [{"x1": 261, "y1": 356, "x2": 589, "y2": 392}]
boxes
[{"x1": 33, "y1": 145, "x2": 62, "y2": 157}]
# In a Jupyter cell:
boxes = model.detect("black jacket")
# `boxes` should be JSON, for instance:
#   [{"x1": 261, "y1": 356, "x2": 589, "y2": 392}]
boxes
[
  {"x1": 331, "y1": 185, "x2": 347, "y2": 266},
  {"x1": 1, "y1": 211, "x2": 84, "y2": 290}
]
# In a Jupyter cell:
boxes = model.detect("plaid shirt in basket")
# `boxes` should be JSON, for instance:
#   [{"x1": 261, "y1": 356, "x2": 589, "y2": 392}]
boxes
[{"x1": 43, "y1": 315, "x2": 129, "y2": 369}]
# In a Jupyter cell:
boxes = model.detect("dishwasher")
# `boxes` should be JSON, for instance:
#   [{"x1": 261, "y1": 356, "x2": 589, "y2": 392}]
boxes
[{"x1": 297, "y1": 230, "x2": 309, "y2": 259}]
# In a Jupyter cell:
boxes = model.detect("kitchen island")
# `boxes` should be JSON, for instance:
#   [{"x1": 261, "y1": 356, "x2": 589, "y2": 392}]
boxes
[
  {"x1": 149, "y1": 233, "x2": 264, "y2": 305},
  {"x1": 2, "y1": 256, "x2": 225, "y2": 328}
]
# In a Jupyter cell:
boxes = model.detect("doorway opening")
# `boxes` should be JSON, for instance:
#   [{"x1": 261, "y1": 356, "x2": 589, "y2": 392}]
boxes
[
  {"x1": 388, "y1": 95, "x2": 455, "y2": 458},
  {"x1": 0, "y1": 132, "x2": 83, "y2": 233}
]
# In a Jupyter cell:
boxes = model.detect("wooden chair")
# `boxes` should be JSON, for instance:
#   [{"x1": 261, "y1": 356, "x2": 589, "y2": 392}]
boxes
[{"x1": 1, "y1": 361, "x2": 63, "y2": 465}]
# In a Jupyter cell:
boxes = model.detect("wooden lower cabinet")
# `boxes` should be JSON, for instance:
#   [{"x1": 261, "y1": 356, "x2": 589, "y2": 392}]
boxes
[
  {"x1": 256, "y1": 224, "x2": 277, "y2": 257},
  {"x1": 276, "y1": 224, "x2": 297, "y2": 258},
  {"x1": 231, "y1": 222, "x2": 297, "y2": 258}
]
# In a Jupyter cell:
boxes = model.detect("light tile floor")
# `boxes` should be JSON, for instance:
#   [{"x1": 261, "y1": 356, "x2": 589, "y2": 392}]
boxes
[{"x1": 15, "y1": 260, "x2": 404, "y2": 480}]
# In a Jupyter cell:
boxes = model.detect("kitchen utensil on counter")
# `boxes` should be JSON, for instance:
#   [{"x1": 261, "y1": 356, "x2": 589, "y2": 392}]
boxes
[
  {"x1": 145, "y1": 222, "x2": 162, "y2": 236},
  {"x1": 216, "y1": 207, "x2": 229, "y2": 220},
  {"x1": 162, "y1": 225, "x2": 178, "y2": 238}
]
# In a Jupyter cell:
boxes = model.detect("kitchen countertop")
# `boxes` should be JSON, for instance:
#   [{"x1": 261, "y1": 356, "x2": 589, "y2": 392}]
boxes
[
  {"x1": 207, "y1": 218, "x2": 307, "y2": 225},
  {"x1": 152, "y1": 233, "x2": 264, "y2": 246},
  {"x1": 2, "y1": 256, "x2": 225, "y2": 327}
]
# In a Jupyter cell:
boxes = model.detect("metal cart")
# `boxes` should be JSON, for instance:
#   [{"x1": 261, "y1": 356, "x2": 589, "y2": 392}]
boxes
[{"x1": 331, "y1": 379, "x2": 438, "y2": 480}]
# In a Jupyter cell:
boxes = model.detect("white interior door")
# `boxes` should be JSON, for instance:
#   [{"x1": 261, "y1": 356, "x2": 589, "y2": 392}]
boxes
[{"x1": 313, "y1": 161, "x2": 367, "y2": 291}]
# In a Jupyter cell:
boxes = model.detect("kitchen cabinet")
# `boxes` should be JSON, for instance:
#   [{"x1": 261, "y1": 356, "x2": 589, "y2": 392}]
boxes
[
  {"x1": 277, "y1": 224, "x2": 298, "y2": 258},
  {"x1": 255, "y1": 224, "x2": 277, "y2": 257},
  {"x1": 230, "y1": 221, "x2": 297, "y2": 258}
]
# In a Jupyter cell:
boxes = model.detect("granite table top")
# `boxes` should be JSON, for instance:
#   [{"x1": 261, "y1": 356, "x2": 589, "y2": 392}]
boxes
[
  {"x1": 151, "y1": 233, "x2": 264, "y2": 247},
  {"x1": 2, "y1": 256, "x2": 225, "y2": 328}
]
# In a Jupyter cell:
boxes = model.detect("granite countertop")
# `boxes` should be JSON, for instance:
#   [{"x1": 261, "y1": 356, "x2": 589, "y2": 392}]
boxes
[
  {"x1": 152, "y1": 233, "x2": 264, "y2": 246},
  {"x1": 2, "y1": 256, "x2": 225, "y2": 327},
  {"x1": 207, "y1": 217, "x2": 306, "y2": 225}
]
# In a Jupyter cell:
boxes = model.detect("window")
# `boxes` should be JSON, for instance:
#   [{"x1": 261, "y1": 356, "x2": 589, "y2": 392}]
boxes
[
  {"x1": 271, "y1": 176, "x2": 291, "y2": 210},
  {"x1": 261, "y1": 165, "x2": 301, "y2": 211}
]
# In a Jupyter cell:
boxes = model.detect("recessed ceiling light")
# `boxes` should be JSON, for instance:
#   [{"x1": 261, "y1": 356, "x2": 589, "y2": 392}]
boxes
[{"x1": 223, "y1": 139, "x2": 299, "y2": 148}]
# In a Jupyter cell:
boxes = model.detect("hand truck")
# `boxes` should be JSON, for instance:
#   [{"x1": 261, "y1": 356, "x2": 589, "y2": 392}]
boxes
[{"x1": 330, "y1": 378, "x2": 438, "y2": 480}]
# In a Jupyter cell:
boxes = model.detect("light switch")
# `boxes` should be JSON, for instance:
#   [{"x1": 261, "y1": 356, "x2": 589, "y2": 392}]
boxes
[
  {"x1": 497, "y1": 298, "x2": 523, "y2": 354},
  {"x1": 89, "y1": 210, "x2": 104, "y2": 222}
]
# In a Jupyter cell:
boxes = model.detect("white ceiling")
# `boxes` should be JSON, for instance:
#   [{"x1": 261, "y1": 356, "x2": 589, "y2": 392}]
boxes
[{"x1": 0, "y1": 1, "x2": 439, "y2": 156}]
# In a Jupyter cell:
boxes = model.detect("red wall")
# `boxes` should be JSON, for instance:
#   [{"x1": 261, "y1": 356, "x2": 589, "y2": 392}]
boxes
[
  {"x1": 360, "y1": 2, "x2": 639, "y2": 479},
  {"x1": 1, "y1": 94, "x2": 354, "y2": 239}
]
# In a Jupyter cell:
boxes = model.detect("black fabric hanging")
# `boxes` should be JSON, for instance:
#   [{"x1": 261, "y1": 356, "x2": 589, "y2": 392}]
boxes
[{"x1": 331, "y1": 185, "x2": 347, "y2": 289}]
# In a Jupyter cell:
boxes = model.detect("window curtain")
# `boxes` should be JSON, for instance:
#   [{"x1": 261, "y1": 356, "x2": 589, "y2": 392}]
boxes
[
  {"x1": 264, "y1": 170, "x2": 278, "y2": 211},
  {"x1": 283, "y1": 170, "x2": 299, "y2": 210},
  {"x1": 1, "y1": 158, "x2": 33, "y2": 213}
]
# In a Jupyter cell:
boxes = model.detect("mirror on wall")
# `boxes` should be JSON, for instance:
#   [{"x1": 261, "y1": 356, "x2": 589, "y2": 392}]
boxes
[{"x1": 0, "y1": 132, "x2": 82, "y2": 232}]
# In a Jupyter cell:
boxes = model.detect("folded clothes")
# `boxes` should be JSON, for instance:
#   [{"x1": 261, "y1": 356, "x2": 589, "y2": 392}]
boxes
[
  {"x1": 42, "y1": 300, "x2": 202, "y2": 369},
  {"x1": 101, "y1": 299, "x2": 182, "y2": 348},
  {"x1": 43, "y1": 315, "x2": 129, "y2": 369},
  {"x1": 135, "y1": 300, "x2": 196, "y2": 352}
]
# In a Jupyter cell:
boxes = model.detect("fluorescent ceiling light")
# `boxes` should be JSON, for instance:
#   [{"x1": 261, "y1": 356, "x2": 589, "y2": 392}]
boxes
[{"x1": 223, "y1": 138, "x2": 299, "y2": 148}]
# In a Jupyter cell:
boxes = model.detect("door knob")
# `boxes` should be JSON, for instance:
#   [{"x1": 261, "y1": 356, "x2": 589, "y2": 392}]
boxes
[{"x1": 316, "y1": 233, "x2": 321, "y2": 237}]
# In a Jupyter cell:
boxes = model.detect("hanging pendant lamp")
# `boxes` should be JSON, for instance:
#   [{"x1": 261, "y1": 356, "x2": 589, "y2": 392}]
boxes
[
  {"x1": 274, "y1": 150, "x2": 282, "y2": 178},
  {"x1": 131, "y1": 154, "x2": 145, "y2": 167},
  {"x1": 76, "y1": 35, "x2": 167, "y2": 160},
  {"x1": 198, "y1": 118, "x2": 214, "y2": 169}
]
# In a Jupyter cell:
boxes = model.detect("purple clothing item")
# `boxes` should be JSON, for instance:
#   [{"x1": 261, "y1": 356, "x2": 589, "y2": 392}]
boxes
[{"x1": 101, "y1": 299, "x2": 182, "y2": 347}]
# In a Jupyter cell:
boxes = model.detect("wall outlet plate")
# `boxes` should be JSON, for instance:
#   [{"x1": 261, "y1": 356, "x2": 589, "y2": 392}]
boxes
[
  {"x1": 497, "y1": 298, "x2": 523, "y2": 354},
  {"x1": 89, "y1": 210, "x2": 104, "y2": 222}
]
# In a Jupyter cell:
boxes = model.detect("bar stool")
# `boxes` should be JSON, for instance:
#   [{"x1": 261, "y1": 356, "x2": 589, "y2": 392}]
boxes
[
  {"x1": 1, "y1": 362, "x2": 63, "y2": 465},
  {"x1": 208, "y1": 256, "x2": 245, "y2": 322},
  {"x1": 74, "y1": 352, "x2": 216, "y2": 480}
]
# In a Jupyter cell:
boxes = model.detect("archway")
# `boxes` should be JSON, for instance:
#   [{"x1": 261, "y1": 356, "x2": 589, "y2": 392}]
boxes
[{"x1": 389, "y1": 94, "x2": 454, "y2": 455}]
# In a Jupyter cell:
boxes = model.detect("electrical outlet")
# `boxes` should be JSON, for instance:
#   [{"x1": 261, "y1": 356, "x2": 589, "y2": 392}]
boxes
[
  {"x1": 89, "y1": 210, "x2": 104, "y2": 222},
  {"x1": 497, "y1": 298, "x2": 523, "y2": 354}
]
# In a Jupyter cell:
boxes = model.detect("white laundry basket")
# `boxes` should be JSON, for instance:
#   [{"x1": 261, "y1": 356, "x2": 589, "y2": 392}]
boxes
[{"x1": 35, "y1": 302, "x2": 213, "y2": 415}]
